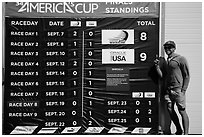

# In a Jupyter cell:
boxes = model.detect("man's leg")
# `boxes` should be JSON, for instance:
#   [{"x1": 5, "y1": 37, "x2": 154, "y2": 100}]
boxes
[
  {"x1": 176, "y1": 89, "x2": 189, "y2": 135},
  {"x1": 178, "y1": 109, "x2": 189, "y2": 135},
  {"x1": 160, "y1": 97, "x2": 171, "y2": 134},
  {"x1": 166, "y1": 102, "x2": 182, "y2": 134}
]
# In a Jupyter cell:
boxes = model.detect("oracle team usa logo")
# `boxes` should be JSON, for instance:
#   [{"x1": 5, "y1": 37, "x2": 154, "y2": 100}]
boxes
[{"x1": 102, "y1": 49, "x2": 135, "y2": 64}]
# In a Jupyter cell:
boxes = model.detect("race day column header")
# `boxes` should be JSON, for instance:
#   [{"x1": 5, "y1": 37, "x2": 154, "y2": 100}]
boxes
[{"x1": 4, "y1": 2, "x2": 159, "y2": 18}]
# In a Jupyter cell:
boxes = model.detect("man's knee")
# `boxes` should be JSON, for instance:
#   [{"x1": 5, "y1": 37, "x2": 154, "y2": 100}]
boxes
[
  {"x1": 177, "y1": 103, "x2": 186, "y2": 113},
  {"x1": 178, "y1": 107, "x2": 185, "y2": 111},
  {"x1": 178, "y1": 107, "x2": 186, "y2": 115}
]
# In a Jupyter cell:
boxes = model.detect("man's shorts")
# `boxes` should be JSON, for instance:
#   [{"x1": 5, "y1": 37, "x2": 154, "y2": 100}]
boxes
[{"x1": 164, "y1": 88, "x2": 186, "y2": 110}]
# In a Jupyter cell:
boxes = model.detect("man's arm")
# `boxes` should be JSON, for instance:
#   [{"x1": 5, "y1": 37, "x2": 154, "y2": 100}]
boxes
[
  {"x1": 180, "y1": 56, "x2": 190, "y2": 92},
  {"x1": 155, "y1": 65, "x2": 163, "y2": 78},
  {"x1": 154, "y1": 57, "x2": 166, "y2": 78}
]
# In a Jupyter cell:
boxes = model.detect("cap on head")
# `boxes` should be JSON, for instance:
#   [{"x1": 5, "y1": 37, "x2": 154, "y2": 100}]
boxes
[{"x1": 163, "y1": 40, "x2": 176, "y2": 48}]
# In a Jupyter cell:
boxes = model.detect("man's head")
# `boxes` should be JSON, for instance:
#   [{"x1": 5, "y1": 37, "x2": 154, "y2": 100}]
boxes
[{"x1": 163, "y1": 40, "x2": 176, "y2": 56}]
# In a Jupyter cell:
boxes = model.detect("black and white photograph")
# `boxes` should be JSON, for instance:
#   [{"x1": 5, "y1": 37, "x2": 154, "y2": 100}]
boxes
[{"x1": 1, "y1": 1, "x2": 202, "y2": 135}]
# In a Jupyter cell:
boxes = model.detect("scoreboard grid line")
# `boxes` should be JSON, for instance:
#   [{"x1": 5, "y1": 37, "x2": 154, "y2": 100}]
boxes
[{"x1": 82, "y1": 30, "x2": 85, "y2": 118}]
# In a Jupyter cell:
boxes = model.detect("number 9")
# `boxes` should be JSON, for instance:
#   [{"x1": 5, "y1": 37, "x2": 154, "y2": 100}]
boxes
[{"x1": 140, "y1": 53, "x2": 147, "y2": 61}]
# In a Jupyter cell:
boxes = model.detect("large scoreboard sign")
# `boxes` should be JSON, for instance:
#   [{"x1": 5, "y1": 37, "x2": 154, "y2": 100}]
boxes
[{"x1": 3, "y1": 2, "x2": 160, "y2": 135}]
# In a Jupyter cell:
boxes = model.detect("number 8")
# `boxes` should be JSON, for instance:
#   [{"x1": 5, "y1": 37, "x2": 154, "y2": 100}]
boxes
[{"x1": 140, "y1": 32, "x2": 147, "y2": 41}]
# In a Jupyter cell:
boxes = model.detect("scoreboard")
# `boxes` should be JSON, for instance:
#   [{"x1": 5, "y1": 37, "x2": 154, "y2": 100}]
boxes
[{"x1": 3, "y1": 2, "x2": 160, "y2": 135}]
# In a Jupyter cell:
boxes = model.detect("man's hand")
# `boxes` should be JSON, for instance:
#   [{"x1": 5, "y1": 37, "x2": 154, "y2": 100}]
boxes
[
  {"x1": 153, "y1": 55, "x2": 163, "y2": 78},
  {"x1": 154, "y1": 58, "x2": 160, "y2": 66},
  {"x1": 154, "y1": 54, "x2": 160, "y2": 66}
]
